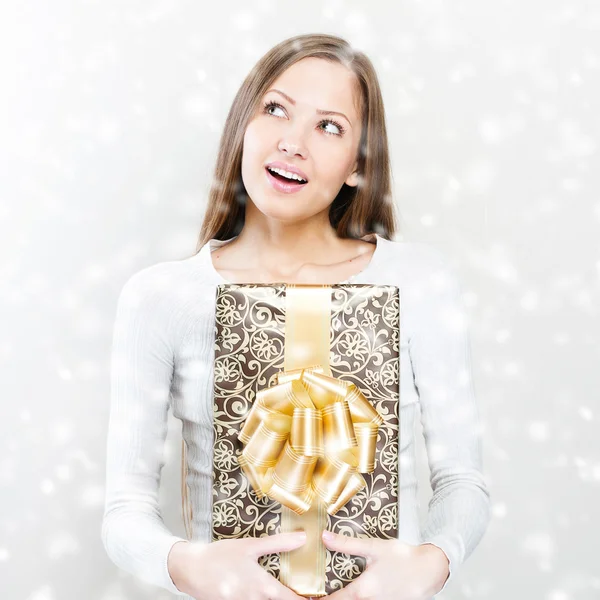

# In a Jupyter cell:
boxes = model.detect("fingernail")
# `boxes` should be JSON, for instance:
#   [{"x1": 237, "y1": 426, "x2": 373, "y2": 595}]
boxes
[
  {"x1": 322, "y1": 530, "x2": 334, "y2": 541},
  {"x1": 295, "y1": 531, "x2": 307, "y2": 539}
]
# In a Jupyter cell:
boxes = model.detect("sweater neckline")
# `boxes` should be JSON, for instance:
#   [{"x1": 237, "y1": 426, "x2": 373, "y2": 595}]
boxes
[{"x1": 199, "y1": 232, "x2": 386, "y2": 285}]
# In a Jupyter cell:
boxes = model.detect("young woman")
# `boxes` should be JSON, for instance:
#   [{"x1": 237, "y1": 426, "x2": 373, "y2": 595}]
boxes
[{"x1": 102, "y1": 34, "x2": 490, "y2": 600}]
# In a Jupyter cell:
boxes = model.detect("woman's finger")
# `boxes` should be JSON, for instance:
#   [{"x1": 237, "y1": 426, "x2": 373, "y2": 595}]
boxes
[
  {"x1": 324, "y1": 578, "x2": 363, "y2": 600},
  {"x1": 248, "y1": 531, "x2": 307, "y2": 558},
  {"x1": 260, "y1": 572, "x2": 306, "y2": 600},
  {"x1": 321, "y1": 530, "x2": 375, "y2": 558}
]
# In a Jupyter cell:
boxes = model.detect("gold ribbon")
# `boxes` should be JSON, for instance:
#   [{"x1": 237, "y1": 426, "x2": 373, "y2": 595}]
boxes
[
  {"x1": 238, "y1": 284, "x2": 383, "y2": 597},
  {"x1": 237, "y1": 366, "x2": 383, "y2": 516}
]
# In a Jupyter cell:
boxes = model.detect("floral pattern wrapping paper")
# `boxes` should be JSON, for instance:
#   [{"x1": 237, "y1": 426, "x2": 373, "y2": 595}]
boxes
[{"x1": 211, "y1": 283, "x2": 400, "y2": 594}]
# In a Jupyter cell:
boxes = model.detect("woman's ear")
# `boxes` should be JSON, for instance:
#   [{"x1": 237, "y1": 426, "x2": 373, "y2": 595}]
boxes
[{"x1": 345, "y1": 163, "x2": 360, "y2": 188}]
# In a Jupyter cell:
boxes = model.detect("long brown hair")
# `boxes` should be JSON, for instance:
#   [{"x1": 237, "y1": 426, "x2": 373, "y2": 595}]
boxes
[{"x1": 194, "y1": 33, "x2": 398, "y2": 254}]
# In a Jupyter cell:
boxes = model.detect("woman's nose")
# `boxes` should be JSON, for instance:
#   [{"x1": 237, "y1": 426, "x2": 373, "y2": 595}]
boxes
[{"x1": 278, "y1": 138, "x2": 307, "y2": 159}]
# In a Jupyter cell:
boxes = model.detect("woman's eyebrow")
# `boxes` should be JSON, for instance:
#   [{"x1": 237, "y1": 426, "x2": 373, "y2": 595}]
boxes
[{"x1": 265, "y1": 88, "x2": 352, "y2": 127}]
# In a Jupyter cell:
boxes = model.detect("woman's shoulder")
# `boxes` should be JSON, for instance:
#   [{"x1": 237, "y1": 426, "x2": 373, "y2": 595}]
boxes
[
  {"x1": 380, "y1": 237, "x2": 457, "y2": 282},
  {"x1": 382, "y1": 239, "x2": 467, "y2": 337},
  {"x1": 116, "y1": 252, "x2": 216, "y2": 312},
  {"x1": 113, "y1": 254, "x2": 219, "y2": 348}
]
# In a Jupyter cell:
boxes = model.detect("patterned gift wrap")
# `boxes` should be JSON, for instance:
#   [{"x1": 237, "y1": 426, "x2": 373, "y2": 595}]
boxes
[{"x1": 201, "y1": 283, "x2": 398, "y2": 596}]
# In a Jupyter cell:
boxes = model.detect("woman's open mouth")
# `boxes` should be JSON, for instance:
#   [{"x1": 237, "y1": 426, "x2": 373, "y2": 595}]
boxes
[{"x1": 265, "y1": 166, "x2": 308, "y2": 194}]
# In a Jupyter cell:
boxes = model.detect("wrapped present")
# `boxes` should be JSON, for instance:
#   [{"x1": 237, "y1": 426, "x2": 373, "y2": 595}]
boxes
[{"x1": 204, "y1": 283, "x2": 399, "y2": 597}]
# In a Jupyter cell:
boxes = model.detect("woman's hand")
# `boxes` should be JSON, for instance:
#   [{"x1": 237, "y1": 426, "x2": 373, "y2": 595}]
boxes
[
  {"x1": 321, "y1": 530, "x2": 450, "y2": 600},
  {"x1": 168, "y1": 531, "x2": 308, "y2": 600}
]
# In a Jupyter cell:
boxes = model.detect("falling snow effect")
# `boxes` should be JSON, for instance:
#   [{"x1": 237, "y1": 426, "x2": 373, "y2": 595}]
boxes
[{"x1": 2, "y1": 1, "x2": 599, "y2": 599}]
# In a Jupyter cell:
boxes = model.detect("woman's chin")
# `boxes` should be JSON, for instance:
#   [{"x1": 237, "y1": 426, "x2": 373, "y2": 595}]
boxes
[{"x1": 251, "y1": 199, "x2": 316, "y2": 223}]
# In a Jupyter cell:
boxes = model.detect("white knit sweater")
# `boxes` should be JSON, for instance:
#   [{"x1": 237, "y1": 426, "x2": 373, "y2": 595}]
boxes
[{"x1": 101, "y1": 233, "x2": 491, "y2": 598}]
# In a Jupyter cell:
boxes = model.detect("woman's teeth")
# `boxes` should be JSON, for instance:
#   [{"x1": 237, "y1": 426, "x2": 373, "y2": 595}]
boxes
[{"x1": 266, "y1": 166, "x2": 307, "y2": 184}]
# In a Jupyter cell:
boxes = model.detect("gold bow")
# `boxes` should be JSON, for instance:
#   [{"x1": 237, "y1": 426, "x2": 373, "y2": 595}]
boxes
[{"x1": 237, "y1": 364, "x2": 383, "y2": 516}]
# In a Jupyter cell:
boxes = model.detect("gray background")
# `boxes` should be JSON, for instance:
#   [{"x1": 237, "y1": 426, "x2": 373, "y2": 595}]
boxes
[{"x1": 1, "y1": 1, "x2": 599, "y2": 598}]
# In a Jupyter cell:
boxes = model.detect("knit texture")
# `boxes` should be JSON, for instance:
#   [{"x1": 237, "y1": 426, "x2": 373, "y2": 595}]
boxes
[{"x1": 101, "y1": 234, "x2": 491, "y2": 598}]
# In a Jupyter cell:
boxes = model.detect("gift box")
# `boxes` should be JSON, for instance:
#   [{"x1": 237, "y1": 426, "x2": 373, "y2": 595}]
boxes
[{"x1": 206, "y1": 283, "x2": 399, "y2": 597}]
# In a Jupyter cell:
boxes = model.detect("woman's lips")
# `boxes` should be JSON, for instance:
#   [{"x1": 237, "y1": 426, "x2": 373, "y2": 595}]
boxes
[{"x1": 265, "y1": 167, "x2": 307, "y2": 194}]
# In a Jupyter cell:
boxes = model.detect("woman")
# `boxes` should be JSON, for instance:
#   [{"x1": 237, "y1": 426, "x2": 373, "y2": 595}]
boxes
[{"x1": 102, "y1": 33, "x2": 490, "y2": 600}]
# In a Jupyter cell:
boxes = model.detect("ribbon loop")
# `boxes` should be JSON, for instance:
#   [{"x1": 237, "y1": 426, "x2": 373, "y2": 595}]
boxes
[{"x1": 238, "y1": 365, "x2": 382, "y2": 515}]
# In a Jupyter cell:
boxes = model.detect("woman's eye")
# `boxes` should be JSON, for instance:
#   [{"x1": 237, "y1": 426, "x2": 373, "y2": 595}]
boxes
[
  {"x1": 317, "y1": 118, "x2": 345, "y2": 136},
  {"x1": 321, "y1": 121, "x2": 342, "y2": 136},
  {"x1": 262, "y1": 100, "x2": 344, "y2": 136},
  {"x1": 264, "y1": 101, "x2": 285, "y2": 117}
]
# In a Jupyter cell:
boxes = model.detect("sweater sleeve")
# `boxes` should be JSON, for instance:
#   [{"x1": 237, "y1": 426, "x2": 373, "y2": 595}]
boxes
[
  {"x1": 101, "y1": 268, "x2": 190, "y2": 596},
  {"x1": 406, "y1": 246, "x2": 491, "y2": 594}
]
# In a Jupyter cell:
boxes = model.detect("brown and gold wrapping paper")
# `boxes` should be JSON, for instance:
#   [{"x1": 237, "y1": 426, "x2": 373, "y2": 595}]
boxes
[{"x1": 187, "y1": 283, "x2": 399, "y2": 597}]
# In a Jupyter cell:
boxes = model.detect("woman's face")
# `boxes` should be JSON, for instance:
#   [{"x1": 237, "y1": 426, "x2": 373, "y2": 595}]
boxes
[{"x1": 240, "y1": 57, "x2": 363, "y2": 224}]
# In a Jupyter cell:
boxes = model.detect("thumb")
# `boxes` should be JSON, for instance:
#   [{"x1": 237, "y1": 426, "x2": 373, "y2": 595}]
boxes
[
  {"x1": 249, "y1": 531, "x2": 307, "y2": 558},
  {"x1": 325, "y1": 577, "x2": 362, "y2": 600},
  {"x1": 321, "y1": 530, "x2": 375, "y2": 558}
]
